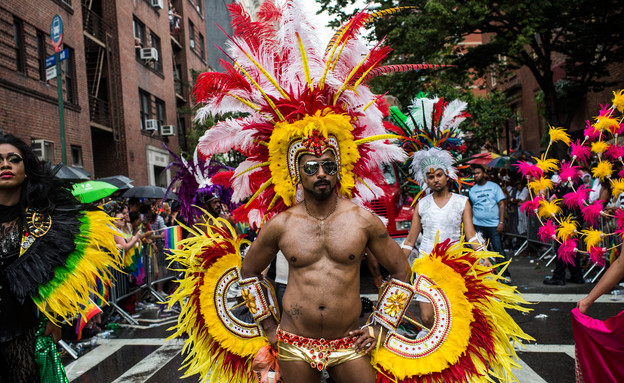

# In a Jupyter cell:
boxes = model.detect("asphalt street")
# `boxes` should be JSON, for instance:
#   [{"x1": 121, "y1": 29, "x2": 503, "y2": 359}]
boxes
[{"x1": 62, "y1": 249, "x2": 624, "y2": 383}]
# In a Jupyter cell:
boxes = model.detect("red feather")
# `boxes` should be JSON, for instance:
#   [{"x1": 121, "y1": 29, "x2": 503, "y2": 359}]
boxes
[
  {"x1": 514, "y1": 161, "x2": 543, "y2": 179},
  {"x1": 520, "y1": 196, "x2": 542, "y2": 215},
  {"x1": 211, "y1": 171, "x2": 234, "y2": 187},
  {"x1": 363, "y1": 64, "x2": 453, "y2": 81}
]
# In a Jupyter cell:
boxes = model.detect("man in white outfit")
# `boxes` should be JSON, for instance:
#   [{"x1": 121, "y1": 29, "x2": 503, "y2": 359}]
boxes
[{"x1": 400, "y1": 148, "x2": 484, "y2": 332}]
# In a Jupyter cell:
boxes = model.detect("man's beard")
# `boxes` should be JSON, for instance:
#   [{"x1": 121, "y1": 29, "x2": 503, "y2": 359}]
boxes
[{"x1": 303, "y1": 180, "x2": 336, "y2": 200}]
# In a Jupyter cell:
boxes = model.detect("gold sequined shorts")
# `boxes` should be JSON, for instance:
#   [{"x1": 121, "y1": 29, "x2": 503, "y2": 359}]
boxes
[{"x1": 276, "y1": 327, "x2": 365, "y2": 371}]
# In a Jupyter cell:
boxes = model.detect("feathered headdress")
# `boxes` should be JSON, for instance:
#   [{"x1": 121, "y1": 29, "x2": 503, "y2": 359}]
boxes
[
  {"x1": 164, "y1": 146, "x2": 234, "y2": 224},
  {"x1": 410, "y1": 147, "x2": 458, "y2": 187},
  {"x1": 389, "y1": 95, "x2": 469, "y2": 192},
  {"x1": 191, "y1": 1, "x2": 452, "y2": 228},
  {"x1": 518, "y1": 89, "x2": 624, "y2": 266}
]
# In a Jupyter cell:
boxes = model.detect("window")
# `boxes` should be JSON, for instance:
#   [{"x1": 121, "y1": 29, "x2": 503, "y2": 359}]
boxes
[
  {"x1": 155, "y1": 98, "x2": 166, "y2": 129},
  {"x1": 195, "y1": 0, "x2": 202, "y2": 15},
  {"x1": 139, "y1": 89, "x2": 151, "y2": 130},
  {"x1": 149, "y1": 32, "x2": 162, "y2": 72},
  {"x1": 13, "y1": 17, "x2": 25, "y2": 73},
  {"x1": 198, "y1": 33, "x2": 205, "y2": 59},
  {"x1": 188, "y1": 20, "x2": 195, "y2": 50},
  {"x1": 64, "y1": 46, "x2": 77, "y2": 104},
  {"x1": 133, "y1": 17, "x2": 146, "y2": 59},
  {"x1": 71, "y1": 146, "x2": 83, "y2": 167},
  {"x1": 37, "y1": 30, "x2": 47, "y2": 81},
  {"x1": 31, "y1": 139, "x2": 55, "y2": 163}
]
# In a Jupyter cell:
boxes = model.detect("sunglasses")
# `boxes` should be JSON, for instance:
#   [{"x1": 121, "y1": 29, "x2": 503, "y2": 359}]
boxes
[
  {"x1": 300, "y1": 160, "x2": 338, "y2": 176},
  {"x1": 0, "y1": 153, "x2": 23, "y2": 164}
]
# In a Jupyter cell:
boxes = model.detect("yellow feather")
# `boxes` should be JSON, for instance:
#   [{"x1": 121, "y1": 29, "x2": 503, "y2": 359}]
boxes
[
  {"x1": 582, "y1": 228, "x2": 604, "y2": 248},
  {"x1": 557, "y1": 216, "x2": 578, "y2": 241},
  {"x1": 548, "y1": 125, "x2": 571, "y2": 145},
  {"x1": 592, "y1": 160, "x2": 613, "y2": 180},
  {"x1": 612, "y1": 178, "x2": 624, "y2": 198},
  {"x1": 296, "y1": 32, "x2": 313, "y2": 89},
  {"x1": 538, "y1": 199, "x2": 562, "y2": 219}
]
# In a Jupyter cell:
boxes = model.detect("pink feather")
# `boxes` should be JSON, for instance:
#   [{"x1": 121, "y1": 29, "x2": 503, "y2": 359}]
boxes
[
  {"x1": 520, "y1": 196, "x2": 543, "y2": 215},
  {"x1": 559, "y1": 161, "x2": 580, "y2": 183},
  {"x1": 570, "y1": 139, "x2": 591, "y2": 165},
  {"x1": 538, "y1": 219, "x2": 557, "y2": 242},
  {"x1": 583, "y1": 120, "x2": 602, "y2": 141},
  {"x1": 581, "y1": 200, "x2": 604, "y2": 226},
  {"x1": 589, "y1": 247, "x2": 607, "y2": 267},
  {"x1": 605, "y1": 144, "x2": 624, "y2": 161},
  {"x1": 558, "y1": 238, "x2": 578, "y2": 265},
  {"x1": 562, "y1": 185, "x2": 590, "y2": 210},
  {"x1": 614, "y1": 209, "x2": 624, "y2": 239},
  {"x1": 514, "y1": 161, "x2": 543, "y2": 179},
  {"x1": 617, "y1": 122, "x2": 624, "y2": 136}
]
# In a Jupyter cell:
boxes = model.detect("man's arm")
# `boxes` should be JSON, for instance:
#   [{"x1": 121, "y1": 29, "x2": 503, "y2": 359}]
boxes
[
  {"x1": 401, "y1": 203, "x2": 422, "y2": 258},
  {"x1": 497, "y1": 199, "x2": 505, "y2": 233},
  {"x1": 365, "y1": 214, "x2": 410, "y2": 282},
  {"x1": 239, "y1": 218, "x2": 281, "y2": 347}
]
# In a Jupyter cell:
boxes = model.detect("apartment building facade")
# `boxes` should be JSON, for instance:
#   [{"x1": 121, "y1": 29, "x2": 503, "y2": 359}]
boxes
[{"x1": 0, "y1": 0, "x2": 237, "y2": 186}]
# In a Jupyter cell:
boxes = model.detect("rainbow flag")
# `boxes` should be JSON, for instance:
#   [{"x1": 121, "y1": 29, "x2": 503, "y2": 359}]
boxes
[
  {"x1": 75, "y1": 298, "x2": 103, "y2": 340},
  {"x1": 93, "y1": 276, "x2": 109, "y2": 307},
  {"x1": 164, "y1": 226, "x2": 183, "y2": 252}
]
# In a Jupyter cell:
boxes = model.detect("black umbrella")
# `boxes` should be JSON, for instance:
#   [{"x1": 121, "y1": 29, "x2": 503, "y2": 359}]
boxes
[
  {"x1": 122, "y1": 185, "x2": 177, "y2": 200},
  {"x1": 53, "y1": 164, "x2": 91, "y2": 181},
  {"x1": 97, "y1": 175, "x2": 134, "y2": 190}
]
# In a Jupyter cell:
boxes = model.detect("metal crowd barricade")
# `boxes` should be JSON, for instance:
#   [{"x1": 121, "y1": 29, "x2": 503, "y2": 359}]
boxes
[
  {"x1": 582, "y1": 215, "x2": 614, "y2": 283},
  {"x1": 106, "y1": 240, "x2": 179, "y2": 325},
  {"x1": 504, "y1": 213, "x2": 554, "y2": 260}
]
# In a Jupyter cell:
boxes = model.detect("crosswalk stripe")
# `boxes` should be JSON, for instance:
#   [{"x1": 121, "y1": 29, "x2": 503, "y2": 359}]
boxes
[
  {"x1": 111, "y1": 342, "x2": 183, "y2": 383},
  {"x1": 514, "y1": 357, "x2": 548, "y2": 383},
  {"x1": 65, "y1": 339, "x2": 168, "y2": 382},
  {"x1": 361, "y1": 293, "x2": 624, "y2": 304}
]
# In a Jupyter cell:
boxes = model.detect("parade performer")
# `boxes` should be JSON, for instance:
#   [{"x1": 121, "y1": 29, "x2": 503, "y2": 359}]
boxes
[
  {"x1": 0, "y1": 133, "x2": 121, "y2": 382},
  {"x1": 516, "y1": 90, "x2": 624, "y2": 383},
  {"x1": 167, "y1": 1, "x2": 532, "y2": 382},
  {"x1": 163, "y1": 146, "x2": 234, "y2": 226}
]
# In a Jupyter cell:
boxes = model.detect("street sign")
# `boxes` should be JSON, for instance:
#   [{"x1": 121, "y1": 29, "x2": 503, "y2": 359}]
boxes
[
  {"x1": 46, "y1": 66, "x2": 57, "y2": 81},
  {"x1": 45, "y1": 48, "x2": 69, "y2": 68},
  {"x1": 51, "y1": 15, "x2": 63, "y2": 51}
]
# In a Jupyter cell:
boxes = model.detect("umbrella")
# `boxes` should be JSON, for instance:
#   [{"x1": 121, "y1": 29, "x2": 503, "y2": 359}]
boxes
[
  {"x1": 53, "y1": 164, "x2": 91, "y2": 181},
  {"x1": 122, "y1": 185, "x2": 177, "y2": 200},
  {"x1": 72, "y1": 180, "x2": 118, "y2": 203},
  {"x1": 510, "y1": 150, "x2": 533, "y2": 159},
  {"x1": 96, "y1": 175, "x2": 134, "y2": 190},
  {"x1": 486, "y1": 156, "x2": 519, "y2": 168},
  {"x1": 466, "y1": 152, "x2": 499, "y2": 165}
]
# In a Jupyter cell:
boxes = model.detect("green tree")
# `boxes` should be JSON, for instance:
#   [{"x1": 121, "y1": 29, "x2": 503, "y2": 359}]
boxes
[{"x1": 317, "y1": 0, "x2": 624, "y2": 130}]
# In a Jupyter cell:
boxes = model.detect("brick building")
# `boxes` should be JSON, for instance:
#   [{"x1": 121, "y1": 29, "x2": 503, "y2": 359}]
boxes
[
  {"x1": 0, "y1": 0, "x2": 236, "y2": 186},
  {"x1": 0, "y1": 0, "x2": 92, "y2": 172}
]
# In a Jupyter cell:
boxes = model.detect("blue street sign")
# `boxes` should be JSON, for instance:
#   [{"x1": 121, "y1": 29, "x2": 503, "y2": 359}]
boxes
[
  {"x1": 45, "y1": 48, "x2": 69, "y2": 68},
  {"x1": 51, "y1": 15, "x2": 63, "y2": 47}
]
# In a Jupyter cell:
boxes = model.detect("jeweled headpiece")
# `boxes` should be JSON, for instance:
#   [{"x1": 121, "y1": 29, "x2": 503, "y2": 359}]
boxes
[{"x1": 192, "y1": 1, "x2": 447, "y2": 227}]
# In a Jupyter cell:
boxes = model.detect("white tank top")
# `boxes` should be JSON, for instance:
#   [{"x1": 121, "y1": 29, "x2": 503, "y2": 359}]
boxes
[{"x1": 418, "y1": 193, "x2": 468, "y2": 255}]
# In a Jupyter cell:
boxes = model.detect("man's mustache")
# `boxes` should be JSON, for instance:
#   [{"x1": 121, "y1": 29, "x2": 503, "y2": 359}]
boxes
[{"x1": 314, "y1": 180, "x2": 330, "y2": 187}]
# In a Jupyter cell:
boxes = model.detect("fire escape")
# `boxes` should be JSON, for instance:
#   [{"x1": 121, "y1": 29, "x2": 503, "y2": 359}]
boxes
[{"x1": 82, "y1": 1, "x2": 124, "y2": 160}]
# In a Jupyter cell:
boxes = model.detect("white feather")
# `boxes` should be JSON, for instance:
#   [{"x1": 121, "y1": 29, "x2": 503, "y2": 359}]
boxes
[{"x1": 438, "y1": 99, "x2": 468, "y2": 131}]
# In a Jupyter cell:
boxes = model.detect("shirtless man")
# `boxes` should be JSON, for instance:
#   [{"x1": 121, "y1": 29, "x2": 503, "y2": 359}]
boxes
[
  {"x1": 401, "y1": 148, "x2": 482, "y2": 331},
  {"x1": 241, "y1": 150, "x2": 410, "y2": 383}
]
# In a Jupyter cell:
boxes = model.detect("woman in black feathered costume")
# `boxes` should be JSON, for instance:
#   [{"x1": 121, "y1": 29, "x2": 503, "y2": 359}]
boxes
[{"x1": 0, "y1": 133, "x2": 95, "y2": 382}]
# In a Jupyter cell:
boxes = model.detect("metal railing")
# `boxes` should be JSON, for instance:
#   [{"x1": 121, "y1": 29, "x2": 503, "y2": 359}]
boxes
[{"x1": 503, "y1": 211, "x2": 614, "y2": 283}]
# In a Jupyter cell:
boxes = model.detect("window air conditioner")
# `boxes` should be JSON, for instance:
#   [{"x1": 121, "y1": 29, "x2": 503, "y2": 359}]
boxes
[
  {"x1": 189, "y1": 40, "x2": 195, "y2": 49},
  {"x1": 161, "y1": 125, "x2": 176, "y2": 136},
  {"x1": 140, "y1": 47, "x2": 158, "y2": 61},
  {"x1": 144, "y1": 119, "x2": 159, "y2": 131},
  {"x1": 151, "y1": 0, "x2": 164, "y2": 9},
  {"x1": 31, "y1": 139, "x2": 55, "y2": 162}
]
